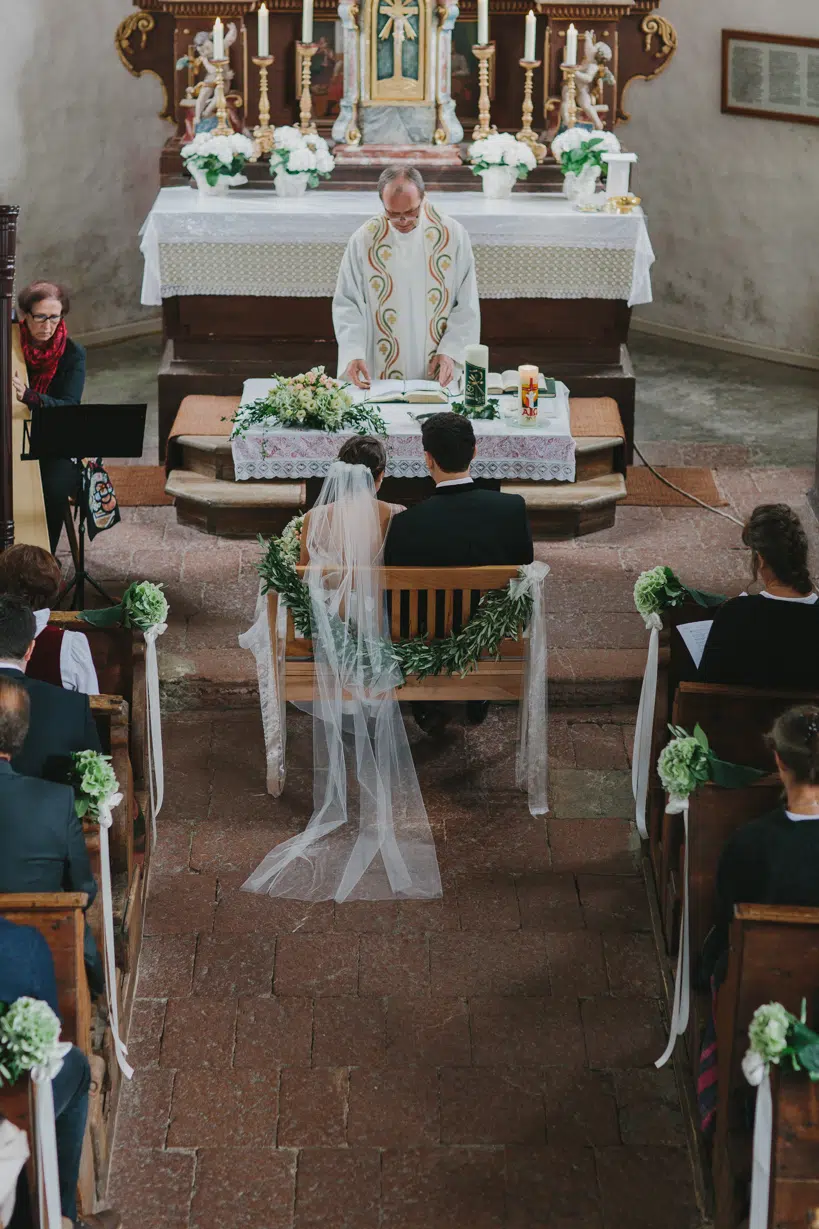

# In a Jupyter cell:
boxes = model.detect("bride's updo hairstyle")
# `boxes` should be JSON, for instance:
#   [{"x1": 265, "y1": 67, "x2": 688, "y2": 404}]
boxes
[
  {"x1": 769, "y1": 705, "x2": 819, "y2": 785},
  {"x1": 337, "y1": 435, "x2": 387, "y2": 481},
  {"x1": 743, "y1": 503, "x2": 813, "y2": 595}
]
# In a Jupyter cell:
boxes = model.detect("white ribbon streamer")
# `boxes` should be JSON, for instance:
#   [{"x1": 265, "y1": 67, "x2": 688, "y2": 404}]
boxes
[
  {"x1": 515, "y1": 562, "x2": 551, "y2": 817},
  {"x1": 632, "y1": 614, "x2": 661, "y2": 839},
  {"x1": 98, "y1": 797, "x2": 134, "y2": 1080},
  {"x1": 656, "y1": 797, "x2": 690, "y2": 1068},
  {"x1": 31, "y1": 1044, "x2": 71, "y2": 1229},
  {"x1": 239, "y1": 588, "x2": 288, "y2": 797},
  {"x1": 0, "y1": 1118, "x2": 29, "y2": 1227},
  {"x1": 748, "y1": 1067, "x2": 773, "y2": 1229},
  {"x1": 144, "y1": 623, "x2": 167, "y2": 843}
]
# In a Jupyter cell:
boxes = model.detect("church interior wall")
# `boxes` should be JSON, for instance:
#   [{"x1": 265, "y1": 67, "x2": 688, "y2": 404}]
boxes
[
  {"x1": 0, "y1": 0, "x2": 167, "y2": 338},
  {"x1": 626, "y1": 0, "x2": 819, "y2": 361}
]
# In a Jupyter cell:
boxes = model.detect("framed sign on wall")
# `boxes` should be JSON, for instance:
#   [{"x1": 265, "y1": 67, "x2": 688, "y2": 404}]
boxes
[{"x1": 722, "y1": 29, "x2": 819, "y2": 126}]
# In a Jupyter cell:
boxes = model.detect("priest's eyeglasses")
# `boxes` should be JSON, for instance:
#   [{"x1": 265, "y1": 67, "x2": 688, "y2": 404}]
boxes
[
  {"x1": 30, "y1": 312, "x2": 63, "y2": 324},
  {"x1": 383, "y1": 204, "x2": 422, "y2": 223}
]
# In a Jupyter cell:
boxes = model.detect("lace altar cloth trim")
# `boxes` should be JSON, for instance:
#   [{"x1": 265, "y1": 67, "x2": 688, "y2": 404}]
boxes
[{"x1": 140, "y1": 187, "x2": 654, "y2": 306}]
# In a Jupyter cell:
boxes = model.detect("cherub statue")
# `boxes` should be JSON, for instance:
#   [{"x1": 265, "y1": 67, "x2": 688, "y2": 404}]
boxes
[
  {"x1": 181, "y1": 22, "x2": 239, "y2": 131},
  {"x1": 561, "y1": 29, "x2": 615, "y2": 130}
]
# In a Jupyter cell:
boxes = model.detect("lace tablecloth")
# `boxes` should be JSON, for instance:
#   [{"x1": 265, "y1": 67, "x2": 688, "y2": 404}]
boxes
[
  {"x1": 140, "y1": 188, "x2": 654, "y2": 307},
  {"x1": 231, "y1": 380, "x2": 576, "y2": 482}
]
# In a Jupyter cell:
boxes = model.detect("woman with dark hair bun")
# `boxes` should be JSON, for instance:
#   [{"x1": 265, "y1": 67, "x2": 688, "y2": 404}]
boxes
[
  {"x1": 298, "y1": 436, "x2": 404, "y2": 565},
  {"x1": 698, "y1": 503, "x2": 819, "y2": 690},
  {"x1": 11, "y1": 281, "x2": 87, "y2": 552}
]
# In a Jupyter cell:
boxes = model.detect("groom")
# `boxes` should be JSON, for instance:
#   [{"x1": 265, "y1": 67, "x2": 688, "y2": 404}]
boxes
[{"x1": 384, "y1": 412, "x2": 533, "y2": 733}]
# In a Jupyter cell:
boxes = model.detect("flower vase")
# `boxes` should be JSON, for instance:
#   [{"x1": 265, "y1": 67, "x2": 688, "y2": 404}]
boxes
[
  {"x1": 274, "y1": 171, "x2": 310, "y2": 199},
  {"x1": 479, "y1": 166, "x2": 518, "y2": 200},
  {"x1": 562, "y1": 163, "x2": 601, "y2": 205},
  {"x1": 188, "y1": 165, "x2": 248, "y2": 196}
]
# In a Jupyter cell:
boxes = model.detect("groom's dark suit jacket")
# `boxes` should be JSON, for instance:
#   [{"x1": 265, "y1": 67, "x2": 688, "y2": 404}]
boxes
[
  {"x1": 384, "y1": 481, "x2": 534, "y2": 568},
  {"x1": 0, "y1": 666, "x2": 101, "y2": 782}
]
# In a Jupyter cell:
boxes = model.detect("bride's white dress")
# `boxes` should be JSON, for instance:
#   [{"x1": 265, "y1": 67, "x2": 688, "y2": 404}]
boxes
[{"x1": 241, "y1": 461, "x2": 443, "y2": 902}]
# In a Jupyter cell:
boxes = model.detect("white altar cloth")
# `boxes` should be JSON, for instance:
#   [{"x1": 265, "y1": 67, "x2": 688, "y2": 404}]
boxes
[
  {"x1": 140, "y1": 188, "x2": 654, "y2": 307},
  {"x1": 231, "y1": 378, "x2": 576, "y2": 482}
]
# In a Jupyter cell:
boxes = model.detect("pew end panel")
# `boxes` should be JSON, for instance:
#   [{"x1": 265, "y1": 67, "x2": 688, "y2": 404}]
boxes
[
  {"x1": 89, "y1": 694, "x2": 135, "y2": 881},
  {"x1": 674, "y1": 683, "x2": 819, "y2": 770},
  {"x1": 770, "y1": 1067, "x2": 819, "y2": 1229}
]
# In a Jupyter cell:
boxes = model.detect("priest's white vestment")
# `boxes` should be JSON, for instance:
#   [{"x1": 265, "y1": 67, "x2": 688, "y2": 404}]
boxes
[{"x1": 332, "y1": 200, "x2": 480, "y2": 381}]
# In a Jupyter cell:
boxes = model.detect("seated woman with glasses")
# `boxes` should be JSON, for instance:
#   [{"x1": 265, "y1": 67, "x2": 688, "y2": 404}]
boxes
[{"x1": 11, "y1": 282, "x2": 86, "y2": 552}]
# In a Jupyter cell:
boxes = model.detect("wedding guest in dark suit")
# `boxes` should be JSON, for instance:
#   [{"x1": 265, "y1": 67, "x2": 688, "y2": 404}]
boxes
[
  {"x1": 0, "y1": 596, "x2": 100, "y2": 780},
  {"x1": 0, "y1": 918, "x2": 120, "y2": 1229},
  {"x1": 0, "y1": 676, "x2": 103, "y2": 996},
  {"x1": 699, "y1": 504, "x2": 819, "y2": 691},
  {"x1": 385, "y1": 412, "x2": 533, "y2": 733}
]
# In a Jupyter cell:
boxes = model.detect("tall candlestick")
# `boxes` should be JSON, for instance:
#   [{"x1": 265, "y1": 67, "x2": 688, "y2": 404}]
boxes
[
  {"x1": 524, "y1": 10, "x2": 536, "y2": 63},
  {"x1": 298, "y1": 43, "x2": 318, "y2": 133},
  {"x1": 213, "y1": 16, "x2": 225, "y2": 60},
  {"x1": 258, "y1": 3, "x2": 269, "y2": 56},
  {"x1": 212, "y1": 59, "x2": 232, "y2": 136},
  {"x1": 302, "y1": 0, "x2": 314, "y2": 46},
  {"x1": 476, "y1": 0, "x2": 489, "y2": 47},
  {"x1": 517, "y1": 58, "x2": 546, "y2": 162},
  {"x1": 565, "y1": 22, "x2": 577, "y2": 65},
  {"x1": 252, "y1": 55, "x2": 275, "y2": 154},
  {"x1": 471, "y1": 43, "x2": 497, "y2": 140}
]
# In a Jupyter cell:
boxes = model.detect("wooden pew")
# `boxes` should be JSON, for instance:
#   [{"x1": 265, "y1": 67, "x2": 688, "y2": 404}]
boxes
[
  {"x1": 89, "y1": 694, "x2": 134, "y2": 881},
  {"x1": 769, "y1": 1068, "x2": 819, "y2": 1228},
  {"x1": 713, "y1": 904, "x2": 819, "y2": 1229}
]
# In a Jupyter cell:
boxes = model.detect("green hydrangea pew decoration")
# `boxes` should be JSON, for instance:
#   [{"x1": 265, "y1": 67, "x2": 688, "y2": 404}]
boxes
[{"x1": 70, "y1": 749, "x2": 120, "y2": 821}]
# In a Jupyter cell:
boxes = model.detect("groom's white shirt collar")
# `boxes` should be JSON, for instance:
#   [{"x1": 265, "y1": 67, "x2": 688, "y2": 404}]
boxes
[{"x1": 435, "y1": 477, "x2": 473, "y2": 489}]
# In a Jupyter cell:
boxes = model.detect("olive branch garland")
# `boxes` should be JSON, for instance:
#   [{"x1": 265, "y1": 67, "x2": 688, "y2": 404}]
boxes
[{"x1": 256, "y1": 535, "x2": 533, "y2": 682}]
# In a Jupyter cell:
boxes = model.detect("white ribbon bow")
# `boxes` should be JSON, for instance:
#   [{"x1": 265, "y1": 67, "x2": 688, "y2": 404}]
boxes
[
  {"x1": 144, "y1": 622, "x2": 167, "y2": 843},
  {"x1": 655, "y1": 797, "x2": 690, "y2": 1068},
  {"x1": 98, "y1": 794, "x2": 134, "y2": 1080},
  {"x1": 31, "y1": 1044, "x2": 72, "y2": 1229},
  {"x1": 632, "y1": 612, "x2": 662, "y2": 839}
]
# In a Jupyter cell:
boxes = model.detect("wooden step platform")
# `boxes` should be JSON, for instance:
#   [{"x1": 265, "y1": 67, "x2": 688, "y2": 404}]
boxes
[{"x1": 164, "y1": 395, "x2": 628, "y2": 539}]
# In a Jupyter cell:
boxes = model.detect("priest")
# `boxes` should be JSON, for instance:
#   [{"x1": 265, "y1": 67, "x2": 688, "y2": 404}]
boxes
[{"x1": 332, "y1": 166, "x2": 480, "y2": 389}]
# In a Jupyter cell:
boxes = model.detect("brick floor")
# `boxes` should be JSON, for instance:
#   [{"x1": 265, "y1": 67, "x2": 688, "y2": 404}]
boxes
[{"x1": 109, "y1": 708, "x2": 707, "y2": 1228}]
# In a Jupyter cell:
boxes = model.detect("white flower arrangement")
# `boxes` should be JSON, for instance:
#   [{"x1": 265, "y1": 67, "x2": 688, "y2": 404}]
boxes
[
  {"x1": 269, "y1": 127, "x2": 335, "y2": 187},
  {"x1": 550, "y1": 127, "x2": 621, "y2": 178},
  {"x1": 0, "y1": 998, "x2": 67, "y2": 1087},
  {"x1": 181, "y1": 131, "x2": 256, "y2": 188},
  {"x1": 230, "y1": 367, "x2": 385, "y2": 438},
  {"x1": 741, "y1": 1000, "x2": 819, "y2": 1086},
  {"x1": 466, "y1": 132, "x2": 537, "y2": 179}
]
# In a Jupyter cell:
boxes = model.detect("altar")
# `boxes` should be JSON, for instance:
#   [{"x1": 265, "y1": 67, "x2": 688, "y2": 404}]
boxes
[{"x1": 142, "y1": 187, "x2": 654, "y2": 462}]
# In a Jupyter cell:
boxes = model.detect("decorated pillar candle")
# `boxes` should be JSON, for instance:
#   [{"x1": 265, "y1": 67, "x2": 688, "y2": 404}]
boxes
[
  {"x1": 565, "y1": 23, "x2": 577, "y2": 65},
  {"x1": 477, "y1": 0, "x2": 489, "y2": 47},
  {"x1": 518, "y1": 364, "x2": 539, "y2": 420},
  {"x1": 302, "y1": 0, "x2": 314, "y2": 44},
  {"x1": 464, "y1": 343, "x2": 489, "y2": 408},
  {"x1": 524, "y1": 11, "x2": 536, "y2": 62},
  {"x1": 258, "y1": 3, "x2": 269, "y2": 56},
  {"x1": 213, "y1": 16, "x2": 225, "y2": 59}
]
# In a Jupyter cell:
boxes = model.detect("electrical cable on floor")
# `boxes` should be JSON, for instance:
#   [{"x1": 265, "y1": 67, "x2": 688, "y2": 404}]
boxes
[{"x1": 632, "y1": 442, "x2": 744, "y2": 527}]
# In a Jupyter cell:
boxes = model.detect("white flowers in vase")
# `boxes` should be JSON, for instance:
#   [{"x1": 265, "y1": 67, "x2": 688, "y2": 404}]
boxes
[
  {"x1": 465, "y1": 133, "x2": 537, "y2": 200},
  {"x1": 269, "y1": 127, "x2": 335, "y2": 197},
  {"x1": 550, "y1": 127, "x2": 621, "y2": 204},
  {"x1": 181, "y1": 131, "x2": 256, "y2": 194}
]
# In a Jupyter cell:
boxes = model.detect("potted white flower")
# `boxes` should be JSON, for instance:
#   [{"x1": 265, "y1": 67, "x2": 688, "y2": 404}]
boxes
[
  {"x1": 465, "y1": 132, "x2": 537, "y2": 200},
  {"x1": 269, "y1": 127, "x2": 335, "y2": 198},
  {"x1": 550, "y1": 127, "x2": 621, "y2": 204},
  {"x1": 180, "y1": 131, "x2": 256, "y2": 196}
]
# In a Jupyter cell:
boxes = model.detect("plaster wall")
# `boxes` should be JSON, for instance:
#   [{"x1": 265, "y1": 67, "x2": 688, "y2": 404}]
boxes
[
  {"x1": 625, "y1": 0, "x2": 819, "y2": 358},
  {"x1": 0, "y1": 0, "x2": 167, "y2": 335}
]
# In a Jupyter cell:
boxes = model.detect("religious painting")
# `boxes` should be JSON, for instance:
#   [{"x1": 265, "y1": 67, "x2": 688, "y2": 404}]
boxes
[
  {"x1": 722, "y1": 30, "x2": 819, "y2": 126},
  {"x1": 299, "y1": 21, "x2": 344, "y2": 121},
  {"x1": 369, "y1": 0, "x2": 429, "y2": 102},
  {"x1": 451, "y1": 20, "x2": 495, "y2": 125}
]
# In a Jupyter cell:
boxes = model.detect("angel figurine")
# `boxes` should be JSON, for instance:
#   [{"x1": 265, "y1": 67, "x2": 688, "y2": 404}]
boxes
[
  {"x1": 178, "y1": 22, "x2": 239, "y2": 131},
  {"x1": 561, "y1": 30, "x2": 615, "y2": 130}
]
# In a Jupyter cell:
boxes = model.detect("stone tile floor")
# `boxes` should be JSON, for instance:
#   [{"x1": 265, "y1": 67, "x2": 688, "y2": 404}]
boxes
[{"x1": 109, "y1": 705, "x2": 708, "y2": 1229}]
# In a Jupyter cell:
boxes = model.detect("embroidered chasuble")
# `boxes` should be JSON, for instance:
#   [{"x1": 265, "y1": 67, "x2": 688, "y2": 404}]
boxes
[{"x1": 332, "y1": 201, "x2": 480, "y2": 381}]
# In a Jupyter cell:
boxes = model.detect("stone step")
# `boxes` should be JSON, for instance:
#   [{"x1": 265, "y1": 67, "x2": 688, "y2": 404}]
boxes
[
  {"x1": 165, "y1": 467, "x2": 626, "y2": 539},
  {"x1": 176, "y1": 433, "x2": 624, "y2": 485}
]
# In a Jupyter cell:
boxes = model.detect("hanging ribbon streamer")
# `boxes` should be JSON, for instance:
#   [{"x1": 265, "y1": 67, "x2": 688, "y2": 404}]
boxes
[
  {"x1": 98, "y1": 797, "x2": 134, "y2": 1080},
  {"x1": 632, "y1": 614, "x2": 661, "y2": 839},
  {"x1": 748, "y1": 1067, "x2": 773, "y2": 1229},
  {"x1": 144, "y1": 623, "x2": 167, "y2": 844},
  {"x1": 656, "y1": 797, "x2": 690, "y2": 1068},
  {"x1": 515, "y1": 562, "x2": 550, "y2": 817},
  {"x1": 31, "y1": 1044, "x2": 72, "y2": 1229},
  {"x1": 239, "y1": 588, "x2": 288, "y2": 797}
]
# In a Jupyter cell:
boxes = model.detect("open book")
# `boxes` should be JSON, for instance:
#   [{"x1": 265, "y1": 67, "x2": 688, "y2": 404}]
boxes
[
  {"x1": 357, "y1": 379, "x2": 450, "y2": 405},
  {"x1": 488, "y1": 371, "x2": 557, "y2": 398}
]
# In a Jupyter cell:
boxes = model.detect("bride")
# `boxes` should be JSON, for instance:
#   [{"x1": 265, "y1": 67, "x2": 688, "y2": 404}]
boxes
[{"x1": 241, "y1": 435, "x2": 443, "y2": 903}]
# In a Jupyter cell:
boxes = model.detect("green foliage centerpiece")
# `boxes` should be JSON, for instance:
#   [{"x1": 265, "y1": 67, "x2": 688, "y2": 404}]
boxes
[{"x1": 230, "y1": 368, "x2": 386, "y2": 440}]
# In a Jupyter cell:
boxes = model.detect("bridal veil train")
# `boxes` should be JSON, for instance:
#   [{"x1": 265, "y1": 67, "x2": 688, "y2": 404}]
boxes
[{"x1": 240, "y1": 461, "x2": 442, "y2": 902}]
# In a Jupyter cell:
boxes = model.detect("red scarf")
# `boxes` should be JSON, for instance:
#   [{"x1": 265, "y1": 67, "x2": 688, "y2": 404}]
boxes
[{"x1": 19, "y1": 319, "x2": 68, "y2": 394}]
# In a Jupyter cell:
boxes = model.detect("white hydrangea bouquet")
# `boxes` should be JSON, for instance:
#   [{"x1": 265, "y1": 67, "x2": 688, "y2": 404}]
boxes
[
  {"x1": 657, "y1": 723, "x2": 765, "y2": 813},
  {"x1": 0, "y1": 997, "x2": 69, "y2": 1088},
  {"x1": 551, "y1": 127, "x2": 621, "y2": 203},
  {"x1": 181, "y1": 131, "x2": 256, "y2": 193},
  {"x1": 269, "y1": 127, "x2": 335, "y2": 196},
  {"x1": 742, "y1": 1001, "x2": 819, "y2": 1087},
  {"x1": 466, "y1": 132, "x2": 537, "y2": 198}
]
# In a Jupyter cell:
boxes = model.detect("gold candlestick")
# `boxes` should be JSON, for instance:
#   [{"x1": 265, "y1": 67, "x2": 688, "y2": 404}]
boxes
[
  {"x1": 471, "y1": 43, "x2": 497, "y2": 140},
  {"x1": 561, "y1": 61, "x2": 578, "y2": 129},
  {"x1": 211, "y1": 57, "x2": 232, "y2": 137},
  {"x1": 297, "y1": 42, "x2": 318, "y2": 134},
  {"x1": 516, "y1": 59, "x2": 547, "y2": 162},
  {"x1": 252, "y1": 55, "x2": 275, "y2": 156}
]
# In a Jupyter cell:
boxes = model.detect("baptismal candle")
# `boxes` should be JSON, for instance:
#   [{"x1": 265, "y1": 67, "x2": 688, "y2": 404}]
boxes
[
  {"x1": 565, "y1": 23, "x2": 577, "y2": 65},
  {"x1": 213, "y1": 16, "x2": 225, "y2": 59},
  {"x1": 524, "y1": 10, "x2": 536, "y2": 62},
  {"x1": 258, "y1": 3, "x2": 269, "y2": 56},
  {"x1": 518, "y1": 364, "x2": 539, "y2": 418},
  {"x1": 477, "y1": 0, "x2": 489, "y2": 47},
  {"x1": 302, "y1": 0, "x2": 314, "y2": 45}
]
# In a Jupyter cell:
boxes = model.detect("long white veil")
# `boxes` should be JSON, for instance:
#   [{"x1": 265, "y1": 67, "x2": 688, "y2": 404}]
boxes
[{"x1": 242, "y1": 461, "x2": 442, "y2": 902}]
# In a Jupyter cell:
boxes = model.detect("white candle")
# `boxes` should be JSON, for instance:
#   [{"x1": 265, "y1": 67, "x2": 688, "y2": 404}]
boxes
[
  {"x1": 258, "y1": 3, "x2": 269, "y2": 56},
  {"x1": 213, "y1": 16, "x2": 225, "y2": 59},
  {"x1": 524, "y1": 10, "x2": 536, "y2": 62},
  {"x1": 477, "y1": 0, "x2": 489, "y2": 47},
  {"x1": 565, "y1": 23, "x2": 577, "y2": 66},
  {"x1": 302, "y1": 0, "x2": 314, "y2": 45},
  {"x1": 518, "y1": 364, "x2": 539, "y2": 416},
  {"x1": 464, "y1": 343, "x2": 489, "y2": 371}
]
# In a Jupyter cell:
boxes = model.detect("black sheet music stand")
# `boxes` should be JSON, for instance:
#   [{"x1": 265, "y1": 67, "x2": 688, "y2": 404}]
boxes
[{"x1": 22, "y1": 404, "x2": 147, "y2": 610}]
